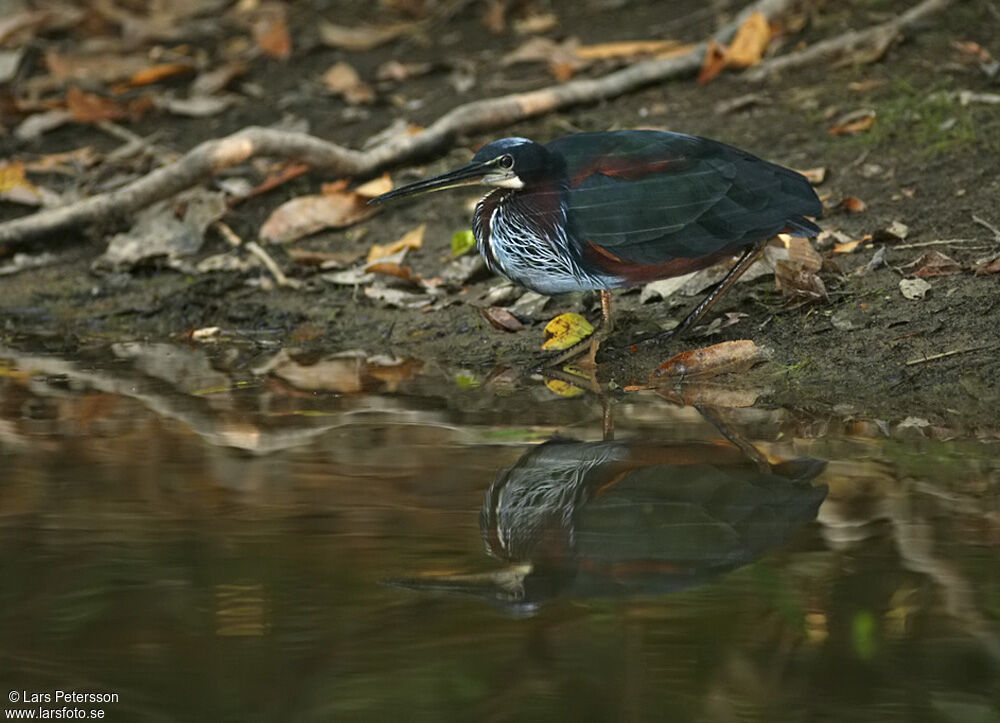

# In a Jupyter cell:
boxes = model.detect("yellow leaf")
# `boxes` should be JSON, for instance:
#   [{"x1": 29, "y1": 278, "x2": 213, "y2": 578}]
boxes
[
  {"x1": 541, "y1": 312, "x2": 594, "y2": 351},
  {"x1": 367, "y1": 223, "x2": 425, "y2": 263},
  {"x1": 726, "y1": 11, "x2": 771, "y2": 68},
  {"x1": 0, "y1": 161, "x2": 42, "y2": 205}
]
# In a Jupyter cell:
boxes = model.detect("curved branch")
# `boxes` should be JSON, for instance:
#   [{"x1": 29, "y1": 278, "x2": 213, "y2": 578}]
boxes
[
  {"x1": 0, "y1": 0, "x2": 795, "y2": 246},
  {"x1": 746, "y1": 0, "x2": 956, "y2": 81}
]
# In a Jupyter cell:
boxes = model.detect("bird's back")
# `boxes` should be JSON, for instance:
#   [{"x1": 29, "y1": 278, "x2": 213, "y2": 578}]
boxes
[{"x1": 547, "y1": 130, "x2": 821, "y2": 275}]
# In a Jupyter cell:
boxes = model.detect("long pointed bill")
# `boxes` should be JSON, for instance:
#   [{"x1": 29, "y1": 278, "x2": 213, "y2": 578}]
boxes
[{"x1": 367, "y1": 161, "x2": 492, "y2": 205}]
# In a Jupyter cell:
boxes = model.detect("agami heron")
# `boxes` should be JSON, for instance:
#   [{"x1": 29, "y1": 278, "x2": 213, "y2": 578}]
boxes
[{"x1": 371, "y1": 130, "x2": 822, "y2": 354}]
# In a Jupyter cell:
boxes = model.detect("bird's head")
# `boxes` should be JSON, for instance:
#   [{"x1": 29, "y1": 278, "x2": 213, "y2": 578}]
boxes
[{"x1": 369, "y1": 137, "x2": 554, "y2": 204}]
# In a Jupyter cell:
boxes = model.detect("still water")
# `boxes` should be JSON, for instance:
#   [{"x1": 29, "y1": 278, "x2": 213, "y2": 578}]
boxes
[{"x1": 1, "y1": 341, "x2": 998, "y2": 721}]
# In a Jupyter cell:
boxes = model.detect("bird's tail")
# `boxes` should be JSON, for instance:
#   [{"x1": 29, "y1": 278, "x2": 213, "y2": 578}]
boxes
[{"x1": 784, "y1": 215, "x2": 822, "y2": 238}]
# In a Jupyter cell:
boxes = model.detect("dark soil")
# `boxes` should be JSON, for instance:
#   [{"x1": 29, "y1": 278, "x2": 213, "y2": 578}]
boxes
[{"x1": 2, "y1": 0, "x2": 1000, "y2": 424}]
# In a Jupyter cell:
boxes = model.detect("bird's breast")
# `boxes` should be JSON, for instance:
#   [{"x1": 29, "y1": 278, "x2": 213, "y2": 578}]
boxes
[{"x1": 472, "y1": 186, "x2": 614, "y2": 294}]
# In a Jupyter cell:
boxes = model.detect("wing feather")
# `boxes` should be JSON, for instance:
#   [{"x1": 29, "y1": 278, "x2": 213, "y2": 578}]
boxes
[{"x1": 547, "y1": 131, "x2": 821, "y2": 266}]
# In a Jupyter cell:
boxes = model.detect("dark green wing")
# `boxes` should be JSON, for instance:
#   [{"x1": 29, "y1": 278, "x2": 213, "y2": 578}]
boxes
[{"x1": 547, "y1": 130, "x2": 822, "y2": 265}]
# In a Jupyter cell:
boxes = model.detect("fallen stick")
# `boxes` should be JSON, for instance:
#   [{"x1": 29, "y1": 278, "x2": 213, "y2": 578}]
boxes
[
  {"x1": 0, "y1": 0, "x2": 792, "y2": 247},
  {"x1": 746, "y1": 0, "x2": 956, "y2": 81}
]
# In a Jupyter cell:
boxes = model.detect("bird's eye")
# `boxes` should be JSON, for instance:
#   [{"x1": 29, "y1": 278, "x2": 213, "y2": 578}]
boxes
[{"x1": 498, "y1": 154, "x2": 514, "y2": 169}]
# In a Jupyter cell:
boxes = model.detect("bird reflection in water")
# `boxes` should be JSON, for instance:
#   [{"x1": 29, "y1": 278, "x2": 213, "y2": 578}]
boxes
[{"x1": 390, "y1": 431, "x2": 827, "y2": 613}]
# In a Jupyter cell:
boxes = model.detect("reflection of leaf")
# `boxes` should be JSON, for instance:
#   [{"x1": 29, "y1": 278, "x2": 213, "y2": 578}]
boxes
[
  {"x1": 852, "y1": 610, "x2": 877, "y2": 660},
  {"x1": 544, "y1": 377, "x2": 585, "y2": 397},
  {"x1": 541, "y1": 313, "x2": 594, "y2": 351}
]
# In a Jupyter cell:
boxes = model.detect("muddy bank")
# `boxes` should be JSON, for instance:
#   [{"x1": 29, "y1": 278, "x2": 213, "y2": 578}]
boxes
[{"x1": 1, "y1": 0, "x2": 999, "y2": 424}]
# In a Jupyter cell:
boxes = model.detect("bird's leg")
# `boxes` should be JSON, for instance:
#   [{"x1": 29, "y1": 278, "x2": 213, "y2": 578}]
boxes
[
  {"x1": 600, "y1": 289, "x2": 614, "y2": 331},
  {"x1": 637, "y1": 240, "x2": 766, "y2": 346}
]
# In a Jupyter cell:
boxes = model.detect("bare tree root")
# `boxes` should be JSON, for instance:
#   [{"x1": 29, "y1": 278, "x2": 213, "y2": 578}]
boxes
[{"x1": 746, "y1": 0, "x2": 956, "y2": 81}]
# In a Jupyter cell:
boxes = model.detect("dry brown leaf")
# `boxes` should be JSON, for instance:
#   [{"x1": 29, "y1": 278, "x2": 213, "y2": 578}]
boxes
[
  {"x1": 973, "y1": 255, "x2": 1000, "y2": 275},
  {"x1": 829, "y1": 111, "x2": 876, "y2": 135},
  {"x1": 833, "y1": 240, "x2": 862, "y2": 254},
  {"x1": 848, "y1": 79, "x2": 885, "y2": 93},
  {"x1": 834, "y1": 196, "x2": 868, "y2": 214},
  {"x1": 574, "y1": 40, "x2": 683, "y2": 60},
  {"x1": 902, "y1": 251, "x2": 963, "y2": 278},
  {"x1": 191, "y1": 61, "x2": 249, "y2": 95},
  {"x1": 953, "y1": 40, "x2": 992, "y2": 64},
  {"x1": 698, "y1": 13, "x2": 769, "y2": 84},
  {"x1": 322, "y1": 62, "x2": 375, "y2": 105},
  {"x1": 354, "y1": 173, "x2": 393, "y2": 198},
  {"x1": 44, "y1": 49, "x2": 149, "y2": 84},
  {"x1": 318, "y1": 21, "x2": 415, "y2": 51},
  {"x1": 253, "y1": 5, "x2": 292, "y2": 60},
  {"x1": 482, "y1": 307, "x2": 523, "y2": 332},
  {"x1": 775, "y1": 234, "x2": 823, "y2": 271},
  {"x1": 513, "y1": 13, "x2": 558, "y2": 35},
  {"x1": 375, "y1": 60, "x2": 433, "y2": 83},
  {"x1": 797, "y1": 167, "x2": 826, "y2": 185},
  {"x1": 502, "y1": 36, "x2": 585, "y2": 79},
  {"x1": 697, "y1": 38, "x2": 728, "y2": 85},
  {"x1": 774, "y1": 261, "x2": 828, "y2": 304},
  {"x1": 650, "y1": 340, "x2": 771, "y2": 382},
  {"x1": 66, "y1": 87, "x2": 150, "y2": 123},
  {"x1": 260, "y1": 189, "x2": 373, "y2": 243},
  {"x1": 238, "y1": 162, "x2": 310, "y2": 203},
  {"x1": 367, "y1": 224, "x2": 425, "y2": 263},
  {"x1": 119, "y1": 62, "x2": 195, "y2": 89},
  {"x1": 22, "y1": 147, "x2": 99, "y2": 174},
  {"x1": 726, "y1": 12, "x2": 771, "y2": 67},
  {"x1": 365, "y1": 261, "x2": 422, "y2": 285}
]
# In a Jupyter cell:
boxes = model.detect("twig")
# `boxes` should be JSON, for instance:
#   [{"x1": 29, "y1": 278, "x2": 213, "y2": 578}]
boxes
[
  {"x1": 905, "y1": 345, "x2": 992, "y2": 365},
  {"x1": 972, "y1": 214, "x2": 1000, "y2": 242},
  {"x1": 211, "y1": 220, "x2": 301, "y2": 289},
  {"x1": 246, "y1": 241, "x2": 301, "y2": 289},
  {"x1": 746, "y1": 0, "x2": 956, "y2": 81},
  {"x1": 0, "y1": 0, "x2": 794, "y2": 247},
  {"x1": 892, "y1": 237, "x2": 978, "y2": 249}
]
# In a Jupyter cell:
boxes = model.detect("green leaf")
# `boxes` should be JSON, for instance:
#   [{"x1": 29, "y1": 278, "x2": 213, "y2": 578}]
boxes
[{"x1": 451, "y1": 229, "x2": 476, "y2": 256}]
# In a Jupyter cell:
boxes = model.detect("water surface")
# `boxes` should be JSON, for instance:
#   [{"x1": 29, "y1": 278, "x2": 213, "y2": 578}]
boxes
[{"x1": 1, "y1": 342, "x2": 998, "y2": 721}]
